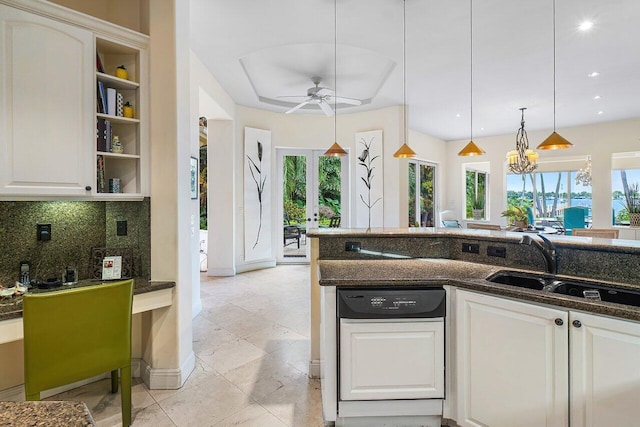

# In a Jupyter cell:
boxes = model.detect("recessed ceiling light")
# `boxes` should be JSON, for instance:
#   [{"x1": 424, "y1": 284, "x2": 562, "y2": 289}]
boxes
[
  {"x1": 578, "y1": 21, "x2": 594, "y2": 31},
  {"x1": 480, "y1": 127, "x2": 485, "y2": 131},
  {"x1": 456, "y1": 113, "x2": 461, "y2": 118},
  {"x1": 593, "y1": 95, "x2": 601, "y2": 100},
  {"x1": 597, "y1": 111, "x2": 604, "y2": 115},
  {"x1": 588, "y1": 72, "x2": 600, "y2": 78}
]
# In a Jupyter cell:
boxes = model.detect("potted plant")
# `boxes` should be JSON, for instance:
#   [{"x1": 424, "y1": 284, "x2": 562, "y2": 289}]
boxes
[
  {"x1": 625, "y1": 182, "x2": 640, "y2": 227},
  {"x1": 472, "y1": 194, "x2": 485, "y2": 220},
  {"x1": 501, "y1": 205, "x2": 529, "y2": 228}
]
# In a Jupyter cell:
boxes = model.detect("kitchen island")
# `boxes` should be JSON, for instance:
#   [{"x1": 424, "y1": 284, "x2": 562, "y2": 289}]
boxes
[{"x1": 309, "y1": 227, "x2": 640, "y2": 427}]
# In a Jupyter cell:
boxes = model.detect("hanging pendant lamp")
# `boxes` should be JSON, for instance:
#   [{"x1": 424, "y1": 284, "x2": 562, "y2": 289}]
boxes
[
  {"x1": 507, "y1": 108, "x2": 539, "y2": 174},
  {"x1": 458, "y1": 0, "x2": 485, "y2": 157},
  {"x1": 324, "y1": 0, "x2": 347, "y2": 157},
  {"x1": 393, "y1": 0, "x2": 416, "y2": 158},
  {"x1": 538, "y1": 0, "x2": 573, "y2": 151}
]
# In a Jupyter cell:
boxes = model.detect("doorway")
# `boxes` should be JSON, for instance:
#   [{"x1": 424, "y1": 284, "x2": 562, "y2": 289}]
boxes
[{"x1": 277, "y1": 148, "x2": 349, "y2": 262}]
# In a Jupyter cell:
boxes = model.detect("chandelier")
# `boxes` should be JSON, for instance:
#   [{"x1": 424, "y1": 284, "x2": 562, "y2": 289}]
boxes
[
  {"x1": 507, "y1": 108, "x2": 539, "y2": 175},
  {"x1": 575, "y1": 156, "x2": 592, "y2": 186}
]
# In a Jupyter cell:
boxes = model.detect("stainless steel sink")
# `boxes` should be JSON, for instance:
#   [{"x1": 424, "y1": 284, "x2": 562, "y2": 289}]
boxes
[{"x1": 486, "y1": 270, "x2": 640, "y2": 308}]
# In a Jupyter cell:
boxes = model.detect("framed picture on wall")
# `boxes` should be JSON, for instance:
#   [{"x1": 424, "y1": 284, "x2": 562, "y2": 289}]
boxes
[{"x1": 190, "y1": 156, "x2": 198, "y2": 199}]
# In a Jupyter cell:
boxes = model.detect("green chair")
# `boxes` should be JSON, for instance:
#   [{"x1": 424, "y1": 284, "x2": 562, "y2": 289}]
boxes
[{"x1": 23, "y1": 279, "x2": 134, "y2": 426}]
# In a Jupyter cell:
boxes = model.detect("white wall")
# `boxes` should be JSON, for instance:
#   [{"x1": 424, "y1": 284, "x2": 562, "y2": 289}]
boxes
[
  {"x1": 233, "y1": 105, "x2": 447, "y2": 271},
  {"x1": 446, "y1": 118, "x2": 640, "y2": 228}
]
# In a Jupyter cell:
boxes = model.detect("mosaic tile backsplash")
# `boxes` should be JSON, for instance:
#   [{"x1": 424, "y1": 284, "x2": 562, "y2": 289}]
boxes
[{"x1": 0, "y1": 199, "x2": 150, "y2": 287}]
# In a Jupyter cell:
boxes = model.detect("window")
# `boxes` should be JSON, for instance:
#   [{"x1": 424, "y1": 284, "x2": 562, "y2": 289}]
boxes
[
  {"x1": 465, "y1": 168, "x2": 487, "y2": 220},
  {"x1": 611, "y1": 167, "x2": 640, "y2": 226},
  {"x1": 408, "y1": 161, "x2": 436, "y2": 227},
  {"x1": 506, "y1": 170, "x2": 592, "y2": 222}
]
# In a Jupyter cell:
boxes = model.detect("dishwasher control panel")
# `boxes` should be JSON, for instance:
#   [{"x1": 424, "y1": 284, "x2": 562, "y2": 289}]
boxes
[{"x1": 338, "y1": 287, "x2": 445, "y2": 319}]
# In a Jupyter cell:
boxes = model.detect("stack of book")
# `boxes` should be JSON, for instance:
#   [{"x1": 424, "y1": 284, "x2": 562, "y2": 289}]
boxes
[
  {"x1": 97, "y1": 155, "x2": 106, "y2": 193},
  {"x1": 96, "y1": 118, "x2": 112, "y2": 152}
]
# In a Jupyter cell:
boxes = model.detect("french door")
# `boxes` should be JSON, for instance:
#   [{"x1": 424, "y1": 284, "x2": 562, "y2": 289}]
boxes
[{"x1": 277, "y1": 148, "x2": 349, "y2": 262}]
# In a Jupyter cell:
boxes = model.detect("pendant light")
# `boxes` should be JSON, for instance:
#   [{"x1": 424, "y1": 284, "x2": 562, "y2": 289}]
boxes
[
  {"x1": 537, "y1": 0, "x2": 573, "y2": 151},
  {"x1": 458, "y1": 0, "x2": 485, "y2": 157},
  {"x1": 507, "y1": 107, "x2": 539, "y2": 174},
  {"x1": 324, "y1": 0, "x2": 347, "y2": 157},
  {"x1": 393, "y1": 0, "x2": 416, "y2": 158}
]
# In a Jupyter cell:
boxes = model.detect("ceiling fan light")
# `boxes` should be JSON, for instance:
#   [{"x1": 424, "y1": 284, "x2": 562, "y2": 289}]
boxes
[
  {"x1": 393, "y1": 142, "x2": 417, "y2": 158},
  {"x1": 325, "y1": 142, "x2": 347, "y2": 157},
  {"x1": 537, "y1": 131, "x2": 573, "y2": 150},
  {"x1": 458, "y1": 140, "x2": 485, "y2": 157}
]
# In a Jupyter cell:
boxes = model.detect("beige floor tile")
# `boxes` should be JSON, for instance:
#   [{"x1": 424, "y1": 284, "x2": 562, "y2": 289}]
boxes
[
  {"x1": 47, "y1": 378, "x2": 155, "y2": 427},
  {"x1": 268, "y1": 339, "x2": 311, "y2": 375},
  {"x1": 158, "y1": 375, "x2": 252, "y2": 426},
  {"x1": 222, "y1": 352, "x2": 308, "y2": 401},
  {"x1": 192, "y1": 316, "x2": 238, "y2": 354},
  {"x1": 148, "y1": 356, "x2": 217, "y2": 404},
  {"x1": 198, "y1": 338, "x2": 268, "y2": 374},
  {"x1": 243, "y1": 323, "x2": 308, "y2": 355},
  {"x1": 130, "y1": 403, "x2": 176, "y2": 427},
  {"x1": 212, "y1": 404, "x2": 288, "y2": 427},
  {"x1": 257, "y1": 376, "x2": 323, "y2": 427}
]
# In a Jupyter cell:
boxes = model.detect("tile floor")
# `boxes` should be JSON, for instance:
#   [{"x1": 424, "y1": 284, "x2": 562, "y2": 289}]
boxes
[{"x1": 48, "y1": 265, "x2": 324, "y2": 426}]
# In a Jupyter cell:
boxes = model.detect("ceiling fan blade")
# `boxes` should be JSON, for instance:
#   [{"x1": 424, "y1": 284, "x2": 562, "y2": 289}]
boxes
[
  {"x1": 318, "y1": 100, "x2": 335, "y2": 117},
  {"x1": 316, "y1": 88, "x2": 334, "y2": 97},
  {"x1": 285, "y1": 101, "x2": 311, "y2": 114},
  {"x1": 277, "y1": 96, "x2": 311, "y2": 100},
  {"x1": 332, "y1": 96, "x2": 362, "y2": 106}
]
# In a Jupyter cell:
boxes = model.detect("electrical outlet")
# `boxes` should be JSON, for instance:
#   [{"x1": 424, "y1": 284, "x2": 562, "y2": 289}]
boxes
[
  {"x1": 345, "y1": 241, "x2": 361, "y2": 252},
  {"x1": 462, "y1": 243, "x2": 480, "y2": 254},
  {"x1": 37, "y1": 223, "x2": 51, "y2": 241},
  {"x1": 116, "y1": 220, "x2": 127, "y2": 236},
  {"x1": 487, "y1": 245, "x2": 506, "y2": 258}
]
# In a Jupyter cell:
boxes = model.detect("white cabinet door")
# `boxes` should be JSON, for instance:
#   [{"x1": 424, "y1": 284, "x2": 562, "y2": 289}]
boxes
[
  {"x1": 0, "y1": 4, "x2": 93, "y2": 196},
  {"x1": 340, "y1": 318, "x2": 444, "y2": 401},
  {"x1": 456, "y1": 290, "x2": 568, "y2": 427},
  {"x1": 570, "y1": 312, "x2": 640, "y2": 427}
]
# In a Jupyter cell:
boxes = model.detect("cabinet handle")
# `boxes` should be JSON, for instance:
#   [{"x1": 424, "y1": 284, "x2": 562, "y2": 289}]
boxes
[
  {"x1": 554, "y1": 318, "x2": 564, "y2": 326},
  {"x1": 572, "y1": 320, "x2": 582, "y2": 328},
  {"x1": 85, "y1": 185, "x2": 92, "y2": 191}
]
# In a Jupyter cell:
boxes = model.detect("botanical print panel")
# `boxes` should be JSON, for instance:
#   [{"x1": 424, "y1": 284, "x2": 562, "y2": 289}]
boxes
[
  {"x1": 244, "y1": 127, "x2": 272, "y2": 261},
  {"x1": 355, "y1": 130, "x2": 384, "y2": 228}
]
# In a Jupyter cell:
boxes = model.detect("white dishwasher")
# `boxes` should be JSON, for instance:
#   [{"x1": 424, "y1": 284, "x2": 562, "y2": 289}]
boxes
[{"x1": 336, "y1": 287, "x2": 445, "y2": 427}]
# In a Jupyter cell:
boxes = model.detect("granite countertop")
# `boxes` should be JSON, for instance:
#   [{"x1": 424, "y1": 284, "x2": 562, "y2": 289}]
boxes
[
  {"x1": 307, "y1": 227, "x2": 640, "y2": 253},
  {"x1": 0, "y1": 401, "x2": 95, "y2": 426},
  {"x1": 319, "y1": 259, "x2": 640, "y2": 322},
  {"x1": 0, "y1": 278, "x2": 175, "y2": 322}
]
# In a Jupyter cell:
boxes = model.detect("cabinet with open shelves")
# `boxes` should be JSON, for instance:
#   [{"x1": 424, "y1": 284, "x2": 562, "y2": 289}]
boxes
[{"x1": 95, "y1": 36, "x2": 148, "y2": 198}]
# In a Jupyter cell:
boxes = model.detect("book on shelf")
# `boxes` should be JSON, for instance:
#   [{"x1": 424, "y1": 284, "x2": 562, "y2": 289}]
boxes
[
  {"x1": 116, "y1": 92, "x2": 124, "y2": 117},
  {"x1": 107, "y1": 88, "x2": 116, "y2": 116},
  {"x1": 97, "y1": 118, "x2": 107, "y2": 151},
  {"x1": 105, "y1": 120, "x2": 112, "y2": 152},
  {"x1": 97, "y1": 155, "x2": 106, "y2": 193},
  {"x1": 97, "y1": 81, "x2": 107, "y2": 114},
  {"x1": 96, "y1": 52, "x2": 105, "y2": 73}
]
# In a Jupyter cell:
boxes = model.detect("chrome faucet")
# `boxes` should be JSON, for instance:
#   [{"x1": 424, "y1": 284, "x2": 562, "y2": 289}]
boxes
[{"x1": 519, "y1": 234, "x2": 557, "y2": 274}]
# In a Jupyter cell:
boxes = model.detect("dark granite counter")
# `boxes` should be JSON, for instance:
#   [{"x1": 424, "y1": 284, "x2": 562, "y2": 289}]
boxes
[
  {"x1": 0, "y1": 279, "x2": 175, "y2": 322},
  {"x1": 0, "y1": 400, "x2": 95, "y2": 426},
  {"x1": 319, "y1": 259, "x2": 640, "y2": 322}
]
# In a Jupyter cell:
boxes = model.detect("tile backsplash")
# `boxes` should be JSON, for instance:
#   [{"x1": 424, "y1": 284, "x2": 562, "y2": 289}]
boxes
[{"x1": 0, "y1": 199, "x2": 150, "y2": 286}]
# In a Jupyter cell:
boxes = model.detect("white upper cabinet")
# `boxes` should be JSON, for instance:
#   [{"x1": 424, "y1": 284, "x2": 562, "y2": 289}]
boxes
[
  {"x1": 0, "y1": 0, "x2": 149, "y2": 200},
  {"x1": 0, "y1": 3, "x2": 93, "y2": 196}
]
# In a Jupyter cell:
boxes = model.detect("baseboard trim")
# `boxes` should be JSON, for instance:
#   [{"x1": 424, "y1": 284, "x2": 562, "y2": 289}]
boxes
[
  {"x1": 236, "y1": 259, "x2": 276, "y2": 273},
  {"x1": 207, "y1": 267, "x2": 236, "y2": 276},
  {"x1": 309, "y1": 359, "x2": 321, "y2": 379},
  {"x1": 0, "y1": 358, "x2": 144, "y2": 401},
  {"x1": 192, "y1": 299, "x2": 202, "y2": 319},
  {"x1": 141, "y1": 351, "x2": 196, "y2": 390}
]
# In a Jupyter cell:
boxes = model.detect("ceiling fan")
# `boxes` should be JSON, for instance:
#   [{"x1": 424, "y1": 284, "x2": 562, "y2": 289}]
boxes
[{"x1": 277, "y1": 78, "x2": 362, "y2": 116}]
